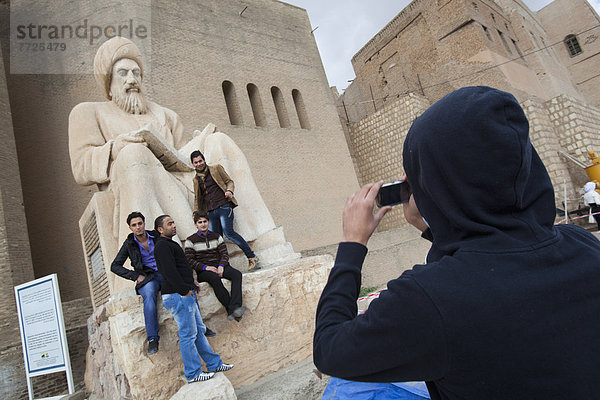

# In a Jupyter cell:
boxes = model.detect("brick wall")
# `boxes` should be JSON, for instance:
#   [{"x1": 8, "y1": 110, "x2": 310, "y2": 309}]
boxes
[
  {"x1": 522, "y1": 98, "x2": 579, "y2": 207},
  {"x1": 341, "y1": 0, "x2": 587, "y2": 123},
  {"x1": 0, "y1": 297, "x2": 93, "y2": 400},
  {"x1": 0, "y1": 20, "x2": 37, "y2": 400},
  {"x1": 546, "y1": 95, "x2": 600, "y2": 165},
  {"x1": 538, "y1": 0, "x2": 600, "y2": 108},
  {"x1": 347, "y1": 93, "x2": 429, "y2": 231}
]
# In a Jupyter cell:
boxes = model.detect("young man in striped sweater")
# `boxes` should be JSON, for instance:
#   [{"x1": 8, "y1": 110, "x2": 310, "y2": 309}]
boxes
[{"x1": 185, "y1": 211, "x2": 246, "y2": 322}]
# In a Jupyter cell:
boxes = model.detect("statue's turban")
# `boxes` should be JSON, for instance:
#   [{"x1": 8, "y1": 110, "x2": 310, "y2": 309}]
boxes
[{"x1": 93, "y1": 36, "x2": 144, "y2": 99}]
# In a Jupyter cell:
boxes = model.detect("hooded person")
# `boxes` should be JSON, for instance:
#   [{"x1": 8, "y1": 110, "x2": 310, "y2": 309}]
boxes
[
  {"x1": 313, "y1": 86, "x2": 600, "y2": 400},
  {"x1": 68, "y1": 36, "x2": 202, "y2": 249}
]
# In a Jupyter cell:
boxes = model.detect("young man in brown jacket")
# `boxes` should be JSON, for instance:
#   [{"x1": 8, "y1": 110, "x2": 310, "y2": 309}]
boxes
[{"x1": 190, "y1": 150, "x2": 259, "y2": 271}]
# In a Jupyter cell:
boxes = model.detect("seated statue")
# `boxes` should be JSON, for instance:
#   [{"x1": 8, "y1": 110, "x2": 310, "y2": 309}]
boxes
[
  {"x1": 70, "y1": 37, "x2": 294, "y2": 295},
  {"x1": 69, "y1": 36, "x2": 203, "y2": 244}
]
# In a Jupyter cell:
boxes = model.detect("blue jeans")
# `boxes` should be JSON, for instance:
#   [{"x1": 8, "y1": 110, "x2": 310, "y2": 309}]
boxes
[
  {"x1": 137, "y1": 273, "x2": 163, "y2": 341},
  {"x1": 161, "y1": 292, "x2": 222, "y2": 380},
  {"x1": 208, "y1": 203, "x2": 255, "y2": 258}
]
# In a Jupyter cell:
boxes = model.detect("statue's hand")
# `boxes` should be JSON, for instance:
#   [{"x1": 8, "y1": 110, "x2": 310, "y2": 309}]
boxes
[{"x1": 111, "y1": 131, "x2": 146, "y2": 160}]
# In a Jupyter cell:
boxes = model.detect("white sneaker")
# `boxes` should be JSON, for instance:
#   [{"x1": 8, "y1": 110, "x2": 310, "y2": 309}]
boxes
[
  {"x1": 188, "y1": 371, "x2": 215, "y2": 383},
  {"x1": 212, "y1": 363, "x2": 234, "y2": 373}
]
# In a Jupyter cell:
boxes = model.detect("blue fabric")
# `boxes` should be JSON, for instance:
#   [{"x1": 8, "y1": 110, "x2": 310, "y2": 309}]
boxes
[
  {"x1": 208, "y1": 203, "x2": 255, "y2": 258},
  {"x1": 161, "y1": 292, "x2": 222, "y2": 380},
  {"x1": 134, "y1": 232, "x2": 157, "y2": 270},
  {"x1": 322, "y1": 378, "x2": 430, "y2": 399},
  {"x1": 137, "y1": 272, "x2": 163, "y2": 341}
]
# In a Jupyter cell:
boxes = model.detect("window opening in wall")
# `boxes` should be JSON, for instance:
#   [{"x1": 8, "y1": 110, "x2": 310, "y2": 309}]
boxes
[
  {"x1": 292, "y1": 89, "x2": 310, "y2": 130},
  {"x1": 497, "y1": 30, "x2": 512, "y2": 55},
  {"x1": 540, "y1": 36, "x2": 551, "y2": 55},
  {"x1": 511, "y1": 39, "x2": 524, "y2": 58},
  {"x1": 222, "y1": 80, "x2": 243, "y2": 125},
  {"x1": 530, "y1": 32, "x2": 539, "y2": 49},
  {"x1": 564, "y1": 34, "x2": 582, "y2": 57},
  {"x1": 271, "y1": 86, "x2": 290, "y2": 128},
  {"x1": 491, "y1": 13, "x2": 495, "y2": 23},
  {"x1": 247, "y1": 83, "x2": 267, "y2": 127},
  {"x1": 482, "y1": 25, "x2": 492, "y2": 41}
]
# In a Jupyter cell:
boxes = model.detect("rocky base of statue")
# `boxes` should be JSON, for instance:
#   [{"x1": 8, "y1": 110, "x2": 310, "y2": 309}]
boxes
[
  {"x1": 170, "y1": 373, "x2": 237, "y2": 400},
  {"x1": 84, "y1": 255, "x2": 333, "y2": 399}
]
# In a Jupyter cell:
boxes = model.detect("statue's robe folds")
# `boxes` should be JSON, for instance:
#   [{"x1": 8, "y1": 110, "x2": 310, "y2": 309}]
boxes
[{"x1": 68, "y1": 100, "x2": 198, "y2": 243}]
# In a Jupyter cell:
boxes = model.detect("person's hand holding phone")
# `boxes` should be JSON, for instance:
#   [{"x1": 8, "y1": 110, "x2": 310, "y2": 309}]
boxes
[{"x1": 342, "y1": 181, "x2": 392, "y2": 246}]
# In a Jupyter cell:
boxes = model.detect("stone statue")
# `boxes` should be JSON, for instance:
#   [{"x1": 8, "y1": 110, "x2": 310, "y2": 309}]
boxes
[
  {"x1": 69, "y1": 36, "x2": 202, "y2": 243},
  {"x1": 69, "y1": 36, "x2": 295, "y2": 273}
]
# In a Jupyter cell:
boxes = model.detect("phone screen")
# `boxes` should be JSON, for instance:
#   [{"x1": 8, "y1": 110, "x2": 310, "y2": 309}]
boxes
[{"x1": 376, "y1": 180, "x2": 411, "y2": 207}]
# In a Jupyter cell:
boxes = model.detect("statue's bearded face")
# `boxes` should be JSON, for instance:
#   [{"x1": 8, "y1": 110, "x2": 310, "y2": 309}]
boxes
[{"x1": 109, "y1": 58, "x2": 147, "y2": 114}]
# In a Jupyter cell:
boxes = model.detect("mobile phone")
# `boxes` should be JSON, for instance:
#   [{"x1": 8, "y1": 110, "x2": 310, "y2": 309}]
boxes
[{"x1": 376, "y1": 180, "x2": 411, "y2": 207}]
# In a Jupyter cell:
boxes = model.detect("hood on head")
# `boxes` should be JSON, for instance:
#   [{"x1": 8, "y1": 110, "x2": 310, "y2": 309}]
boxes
[
  {"x1": 585, "y1": 182, "x2": 596, "y2": 193},
  {"x1": 402, "y1": 86, "x2": 556, "y2": 258}
]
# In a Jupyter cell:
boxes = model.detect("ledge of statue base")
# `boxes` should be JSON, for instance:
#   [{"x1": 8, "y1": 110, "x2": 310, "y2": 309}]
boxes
[
  {"x1": 226, "y1": 226, "x2": 301, "y2": 271},
  {"x1": 196, "y1": 254, "x2": 333, "y2": 387},
  {"x1": 170, "y1": 373, "x2": 237, "y2": 400}
]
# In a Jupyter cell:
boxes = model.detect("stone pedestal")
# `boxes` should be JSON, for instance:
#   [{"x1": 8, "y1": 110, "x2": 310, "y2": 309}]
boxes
[
  {"x1": 85, "y1": 255, "x2": 332, "y2": 399},
  {"x1": 227, "y1": 226, "x2": 301, "y2": 272}
]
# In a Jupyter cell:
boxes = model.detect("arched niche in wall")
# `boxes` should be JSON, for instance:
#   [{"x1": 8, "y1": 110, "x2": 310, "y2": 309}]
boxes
[
  {"x1": 247, "y1": 83, "x2": 267, "y2": 127},
  {"x1": 292, "y1": 89, "x2": 310, "y2": 130},
  {"x1": 271, "y1": 86, "x2": 290, "y2": 128},
  {"x1": 222, "y1": 80, "x2": 243, "y2": 125}
]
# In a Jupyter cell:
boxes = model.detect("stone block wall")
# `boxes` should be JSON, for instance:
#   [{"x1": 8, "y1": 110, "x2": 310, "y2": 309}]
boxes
[
  {"x1": 347, "y1": 93, "x2": 430, "y2": 232},
  {"x1": 537, "y1": 0, "x2": 600, "y2": 108},
  {"x1": 522, "y1": 98, "x2": 578, "y2": 208},
  {"x1": 546, "y1": 95, "x2": 600, "y2": 167}
]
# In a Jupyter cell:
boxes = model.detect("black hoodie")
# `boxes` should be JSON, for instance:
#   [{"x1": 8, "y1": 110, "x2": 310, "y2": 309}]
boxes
[{"x1": 313, "y1": 86, "x2": 600, "y2": 399}]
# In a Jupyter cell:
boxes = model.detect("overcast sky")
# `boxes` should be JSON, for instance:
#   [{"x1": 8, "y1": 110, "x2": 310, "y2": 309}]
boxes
[{"x1": 283, "y1": 0, "x2": 600, "y2": 92}]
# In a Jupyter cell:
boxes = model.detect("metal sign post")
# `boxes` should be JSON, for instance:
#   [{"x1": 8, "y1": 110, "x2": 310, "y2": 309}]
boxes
[{"x1": 14, "y1": 274, "x2": 74, "y2": 400}]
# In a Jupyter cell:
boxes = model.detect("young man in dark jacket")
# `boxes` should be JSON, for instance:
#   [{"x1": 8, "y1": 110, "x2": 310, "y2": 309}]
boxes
[
  {"x1": 154, "y1": 214, "x2": 233, "y2": 383},
  {"x1": 111, "y1": 211, "x2": 162, "y2": 354},
  {"x1": 185, "y1": 212, "x2": 245, "y2": 321},
  {"x1": 313, "y1": 86, "x2": 600, "y2": 399}
]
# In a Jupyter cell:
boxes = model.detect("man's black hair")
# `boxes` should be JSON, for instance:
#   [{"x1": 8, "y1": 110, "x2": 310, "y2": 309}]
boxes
[
  {"x1": 190, "y1": 150, "x2": 205, "y2": 163},
  {"x1": 154, "y1": 214, "x2": 170, "y2": 231},
  {"x1": 127, "y1": 211, "x2": 145, "y2": 226},
  {"x1": 193, "y1": 211, "x2": 209, "y2": 223}
]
